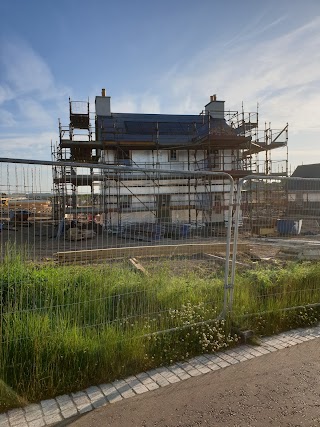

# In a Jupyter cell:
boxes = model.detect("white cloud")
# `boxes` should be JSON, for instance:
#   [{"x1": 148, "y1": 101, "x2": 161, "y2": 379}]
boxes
[
  {"x1": 0, "y1": 38, "x2": 68, "y2": 101},
  {"x1": 104, "y1": 12, "x2": 320, "y2": 171},
  {"x1": 0, "y1": 84, "x2": 14, "y2": 105},
  {"x1": 153, "y1": 15, "x2": 320, "y2": 113},
  {"x1": 112, "y1": 95, "x2": 139, "y2": 113},
  {"x1": 1, "y1": 14, "x2": 319, "y2": 171},
  {"x1": 111, "y1": 92, "x2": 160, "y2": 114},
  {"x1": 0, "y1": 38, "x2": 70, "y2": 161},
  {"x1": 0, "y1": 109, "x2": 16, "y2": 127},
  {"x1": 16, "y1": 98, "x2": 55, "y2": 128},
  {"x1": 0, "y1": 131, "x2": 56, "y2": 160},
  {"x1": 123, "y1": 15, "x2": 320, "y2": 169},
  {"x1": 140, "y1": 94, "x2": 160, "y2": 114},
  {"x1": 0, "y1": 38, "x2": 70, "y2": 120},
  {"x1": 84, "y1": 14, "x2": 320, "y2": 132}
]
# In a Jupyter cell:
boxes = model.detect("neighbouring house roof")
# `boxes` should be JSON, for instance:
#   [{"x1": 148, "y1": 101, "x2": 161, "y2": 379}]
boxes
[
  {"x1": 96, "y1": 113, "x2": 250, "y2": 149},
  {"x1": 292, "y1": 164, "x2": 320, "y2": 178},
  {"x1": 289, "y1": 164, "x2": 320, "y2": 191}
]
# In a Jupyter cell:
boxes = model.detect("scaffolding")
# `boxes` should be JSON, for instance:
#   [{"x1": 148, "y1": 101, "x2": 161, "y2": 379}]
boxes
[
  {"x1": 52, "y1": 95, "x2": 289, "y2": 236},
  {"x1": 225, "y1": 106, "x2": 288, "y2": 176},
  {"x1": 223, "y1": 105, "x2": 289, "y2": 230},
  {"x1": 52, "y1": 98, "x2": 101, "y2": 220}
]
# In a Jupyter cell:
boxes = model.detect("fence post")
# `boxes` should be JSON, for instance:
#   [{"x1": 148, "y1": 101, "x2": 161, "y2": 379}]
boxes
[
  {"x1": 228, "y1": 178, "x2": 245, "y2": 315},
  {"x1": 222, "y1": 177, "x2": 235, "y2": 318},
  {"x1": 228, "y1": 174, "x2": 320, "y2": 327}
]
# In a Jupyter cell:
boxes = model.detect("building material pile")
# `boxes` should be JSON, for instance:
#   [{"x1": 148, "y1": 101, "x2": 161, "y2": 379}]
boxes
[
  {"x1": 67, "y1": 228, "x2": 96, "y2": 241},
  {"x1": 277, "y1": 242, "x2": 320, "y2": 260}
]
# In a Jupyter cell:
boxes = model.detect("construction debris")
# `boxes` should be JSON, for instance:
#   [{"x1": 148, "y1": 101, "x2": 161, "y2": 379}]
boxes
[
  {"x1": 129, "y1": 257, "x2": 149, "y2": 275},
  {"x1": 277, "y1": 244, "x2": 320, "y2": 260},
  {"x1": 300, "y1": 219, "x2": 320, "y2": 235},
  {"x1": 203, "y1": 253, "x2": 249, "y2": 267},
  {"x1": 67, "y1": 228, "x2": 96, "y2": 241}
]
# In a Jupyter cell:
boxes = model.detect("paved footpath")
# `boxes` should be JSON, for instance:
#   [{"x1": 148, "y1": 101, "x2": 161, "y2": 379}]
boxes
[{"x1": 1, "y1": 326, "x2": 320, "y2": 427}]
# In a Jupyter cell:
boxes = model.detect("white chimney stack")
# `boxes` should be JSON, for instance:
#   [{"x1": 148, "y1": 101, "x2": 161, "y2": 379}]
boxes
[
  {"x1": 205, "y1": 94, "x2": 224, "y2": 119},
  {"x1": 95, "y1": 89, "x2": 111, "y2": 116}
]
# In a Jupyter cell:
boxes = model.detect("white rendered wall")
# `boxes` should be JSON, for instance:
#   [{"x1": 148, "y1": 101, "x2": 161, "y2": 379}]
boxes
[{"x1": 95, "y1": 96, "x2": 111, "y2": 116}]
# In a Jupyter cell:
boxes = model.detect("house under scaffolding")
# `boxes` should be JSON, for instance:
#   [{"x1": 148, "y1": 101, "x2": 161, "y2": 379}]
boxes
[{"x1": 52, "y1": 91, "x2": 288, "y2": 236}]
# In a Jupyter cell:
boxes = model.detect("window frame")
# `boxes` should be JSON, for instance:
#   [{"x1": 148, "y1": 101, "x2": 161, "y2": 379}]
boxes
[
  {"x1": 169, "y1": 149, "x2": 178, "y2": 161},
  {"x1": 119, "y1": 195, "x2": 132, "y2": 209}
]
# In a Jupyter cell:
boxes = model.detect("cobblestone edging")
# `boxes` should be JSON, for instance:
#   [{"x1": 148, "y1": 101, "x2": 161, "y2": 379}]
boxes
[{"x1": 1, "y1": 325, "x2": 320, "y2": 427}]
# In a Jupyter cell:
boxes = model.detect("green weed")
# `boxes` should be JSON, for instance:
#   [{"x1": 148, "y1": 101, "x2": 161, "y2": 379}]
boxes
[{"x1": 0, "y1": 251, "x2": 319, "y2": 412}]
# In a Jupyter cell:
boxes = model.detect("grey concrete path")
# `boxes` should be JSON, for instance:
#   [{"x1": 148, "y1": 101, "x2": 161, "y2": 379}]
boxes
[{"x1": 1, "y1": 326, "x2": 320, "y2": 426}]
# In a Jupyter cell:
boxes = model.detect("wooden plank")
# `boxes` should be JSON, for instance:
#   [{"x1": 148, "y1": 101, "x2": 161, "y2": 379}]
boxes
[
  {"x1": 55, "y1": 243, "x2": 249, "y2": 264},
  {"x1": 252, "y1": 226, "x2": 276, "y2": 237},
  {"x1": 203, "y1": 253, "x2": 249, "y2": 267},
  {"x1": 129, "y1": 258, "x2": 149, "y2": 275}
]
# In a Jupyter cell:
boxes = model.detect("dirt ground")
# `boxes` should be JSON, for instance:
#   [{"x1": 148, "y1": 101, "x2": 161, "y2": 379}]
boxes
[
  {"x1": 63, "y1": 339, "x2": 320, "y2": 427},
  {"x1": 0, "y1": 217, "x2": 319, "y2": 268}
]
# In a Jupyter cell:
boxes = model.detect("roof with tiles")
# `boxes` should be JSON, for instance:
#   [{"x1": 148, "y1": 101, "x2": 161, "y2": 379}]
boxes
[
  {"x1": 96, "y1": 113, "x2": 245, "y2": 148},
  {"x1": 292, "y1": 164, "x2": 320, "y2": 178}
]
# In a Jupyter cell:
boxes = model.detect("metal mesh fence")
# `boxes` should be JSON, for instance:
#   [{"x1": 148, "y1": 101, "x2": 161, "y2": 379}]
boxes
[
  {"x1": 230, "y1": 175, "x2": 320, "y2": 324},
  {"x1": 0, "y1": 158, "x2": 235, "y2": 348},
  {"x1": 2, "y1": 160, "x2": 320, "y2": 405},
  {"x1": 0, "y1": 158, "x2": 238, "y2": 403},
  {"x1": 2, "y1": 164, "x2": 320, "y2": 341}
]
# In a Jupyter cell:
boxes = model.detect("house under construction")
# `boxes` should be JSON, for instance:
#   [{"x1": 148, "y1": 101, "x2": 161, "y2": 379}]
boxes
[{"x1": 52, "y1": 90, "x2": 288, "y2": 236}]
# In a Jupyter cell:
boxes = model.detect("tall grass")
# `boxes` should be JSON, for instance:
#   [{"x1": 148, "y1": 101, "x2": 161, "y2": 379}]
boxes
[
  {"x1": 0, "y1": 248, "x2": 319, "y2": 412},
  {"x1": 232, "y1": 262, "x2": 320, "y2": 334},
  {"x1": 0, "y1": 249, "x2": 226, "y2": 411}
]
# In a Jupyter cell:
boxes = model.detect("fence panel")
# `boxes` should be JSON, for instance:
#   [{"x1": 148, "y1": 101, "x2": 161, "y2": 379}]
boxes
[
  {"x1": 230, "y1": 175, "x2": 320, "y2": 327},
  {"x1": 0, "y1": 157, "x2": 236, "y2": 405}
]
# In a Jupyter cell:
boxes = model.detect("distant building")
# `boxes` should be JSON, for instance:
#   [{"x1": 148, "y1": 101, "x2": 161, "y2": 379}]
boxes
[
  {"x1": 291, "y1": 164, "x2": 320, "y2": 179},
  {"x1": 289, "y1": 164, "x2": 320, "y2": 206}
]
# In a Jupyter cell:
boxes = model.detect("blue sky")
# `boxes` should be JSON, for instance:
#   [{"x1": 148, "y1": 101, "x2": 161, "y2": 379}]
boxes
[{"x1": 0, "y1": 0, "x2": 320, "y2": 171}]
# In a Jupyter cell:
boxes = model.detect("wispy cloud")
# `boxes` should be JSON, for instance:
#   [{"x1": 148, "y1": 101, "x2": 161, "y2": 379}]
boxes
[
  {"x1": 1, "y1": 13, "x2": 320, "y2": 169},
  {"x1": 158, "y1": 15, "x2": 320, "y2": 125},
  {"x1": 0, "y1": 38, "x2": 70, "y2": 159},
  {"x1": 0, "y1": 131, "x2": 57, "y2": 160},
  {"x1": 0, "y1": 84, "x2": 14, "y2": 104},
  {"x1": 0, "y1": 109, "x2": 16, "y2": 127},
  {"x1": 16, "y1": 99, "x2": 55, "y2": 128},
  {"x1": 112, "y1": 93, "x2": 161, "y2": 114},
  {"x1": 222, "y1": 11, "x2": 288, "y2": 49},
  {"x1": 0, "y1": 38, "x2": 68, "y2": 101},
  {"x1": 110, "y1": 15, "x2": 320, "y2": 168}
]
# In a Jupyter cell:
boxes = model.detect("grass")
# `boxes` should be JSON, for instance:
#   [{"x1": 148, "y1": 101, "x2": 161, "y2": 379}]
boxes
[
  {"x1": 232, "y1": 262, "x2": 320, "y2": 334},
  {"x1": 0, "y1": 247, "x2": 320, "y2": 412}
]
